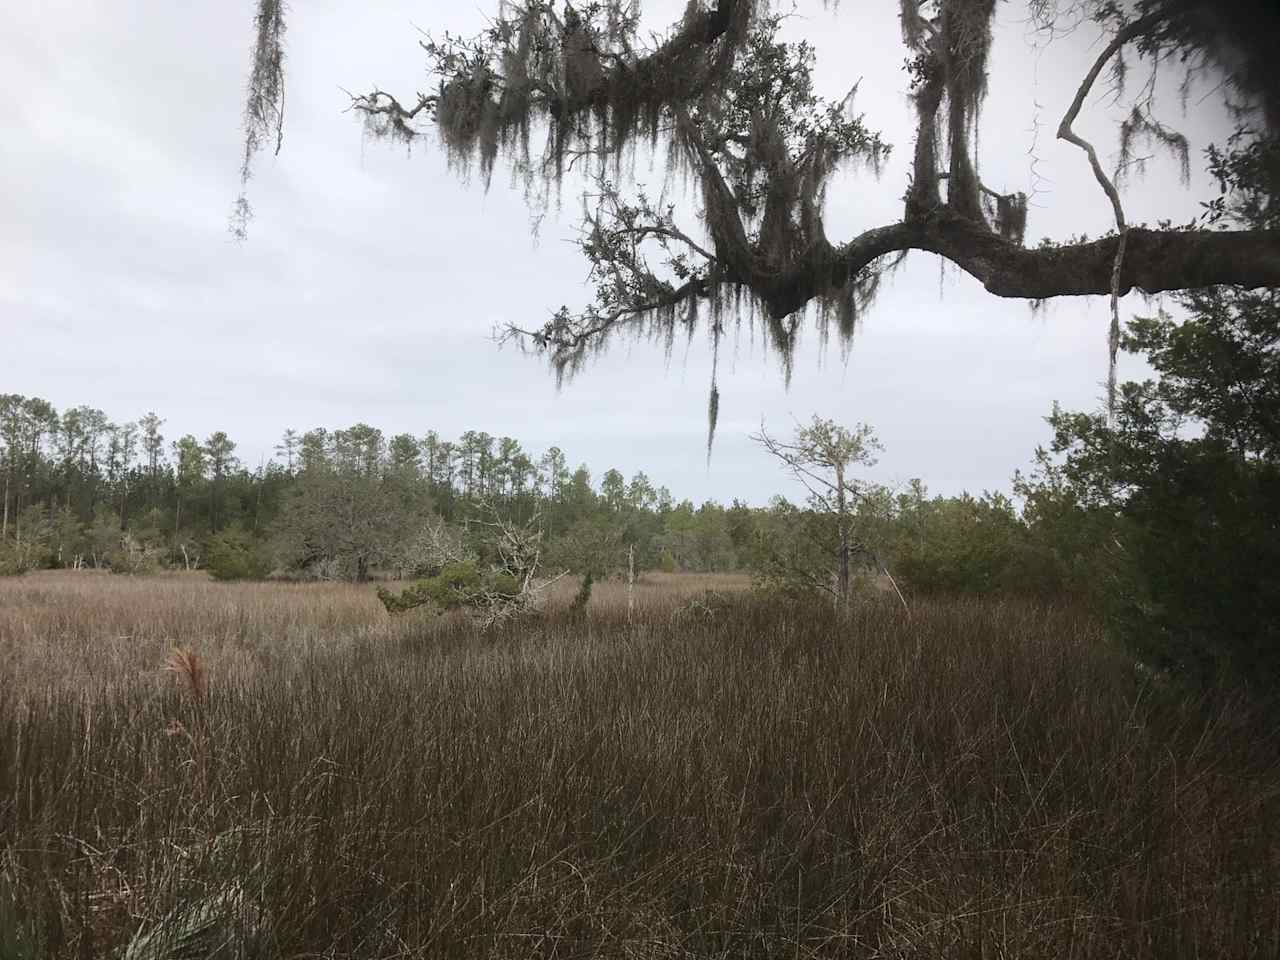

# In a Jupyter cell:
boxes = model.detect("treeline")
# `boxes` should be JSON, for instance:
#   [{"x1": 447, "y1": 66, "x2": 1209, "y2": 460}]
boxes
[
  {"x1": 4, "y1": 353, "x2": 1278, "y2": 693},
  {"x1": 6, "y1": 274, "x2": 1279, "y2": 701},
  {"x1": 0, "y1": 400, "x2": 765, "y2": 577},
  {"x1": 0, "y1": 394, "x2": 1070, "y2": 590}
]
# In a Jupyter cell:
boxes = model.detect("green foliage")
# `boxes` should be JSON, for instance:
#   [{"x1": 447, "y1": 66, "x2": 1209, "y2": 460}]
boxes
[
  {"x1": 1014, "y1": 470, "x2": 1111, "y2": 597},
  {"x1": 206, "y1": 528, "x2": 273, "y2": 582},
  {"x1": 49, "y1": 506, "x2": 87, "y2": 569},
  {"x1": 1203, "y1": 131, "x2": 1280, "y2": 230},
  {"x1": 568, "y1": 570, "x2": 593, "y2": 616},
  {"x1": 1023, "y1": 279, "x2": 1280, "y2": 689},
  {"x1": 655, "y1": 500, "x2": 738, "y2": 572},
  {"x1": 0, "y1": 507, "x2": 54, "y2": 575},
  {"x1": 0, "y1": 393, "x2": 755, "y2": 589},
  {"x1": 747, "y1": 478, "x2": 1074, "y2": 606},
  {"x1": 544, "y1": 516, "x2": 625, "y2": 577},
  {"x1": 747, "y1": 497, "x2": 838, "y2": 600},
  {"x1": 894, "y1": 493, "x2": 1031, "y2": 597},
  {"x1": 750, "y1": 418, "x2": 886, "y2": 607},
  {"x1": 377, "y1": 560, "x2": 519, "y2": 616},
  {"x1": 86, "y1": 505, "x2": 124, "y2": 570},
  {"x1": 271, "y1": 425, "x2": 429, "y2": 582},
  {"x1": 0, "y1": 544, "x2": 30, "y2": 577}
]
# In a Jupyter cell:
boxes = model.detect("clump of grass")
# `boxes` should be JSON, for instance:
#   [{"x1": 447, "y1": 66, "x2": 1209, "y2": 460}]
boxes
[
  {"x1": 163, "y1": 647, "x2": 208, "y2": 708},
  {"x1": 162, "y1": 646, "x2": 215, "y2": 801},
  {"x1": 1, "y1": 574, "x2": 1278, "y2": 957},
  {"x1": 123, "y1": 882, "x2": 269, "y2": 960}
]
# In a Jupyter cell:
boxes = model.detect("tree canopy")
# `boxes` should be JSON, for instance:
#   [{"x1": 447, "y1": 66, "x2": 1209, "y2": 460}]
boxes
[{"x1": 238, "y1": 0, "x2": 1280, "y2": 418}]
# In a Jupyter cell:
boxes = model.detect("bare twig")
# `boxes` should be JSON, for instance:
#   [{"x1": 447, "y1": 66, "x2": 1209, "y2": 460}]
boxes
[{"x1": 1057, "y1": 11, "x2": 1163, "y2": 416}]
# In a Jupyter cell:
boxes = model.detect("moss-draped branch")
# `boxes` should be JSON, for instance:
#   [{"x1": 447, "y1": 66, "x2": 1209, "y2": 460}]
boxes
[{"x1": 240, "y1": 0, "x2": 1280, "y2": 379}]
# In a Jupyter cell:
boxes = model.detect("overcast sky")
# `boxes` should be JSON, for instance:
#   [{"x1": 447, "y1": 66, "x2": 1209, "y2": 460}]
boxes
[{"x1": 2, "y1": 1, "x2": 1233, "y2": 505}]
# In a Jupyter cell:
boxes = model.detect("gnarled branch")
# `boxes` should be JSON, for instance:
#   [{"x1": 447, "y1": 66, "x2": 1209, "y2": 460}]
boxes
[
  {"x1": 239, "y1": 1, "x2": 1280, "y2": 405},
  {"x1": 1057, "y1": 10, "x2": 1164, "y2": 412}
]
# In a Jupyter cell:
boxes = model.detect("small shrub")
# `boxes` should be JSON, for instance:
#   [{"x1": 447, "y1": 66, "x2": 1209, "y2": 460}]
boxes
[
  {"x1": 111, "y1": 533, "x2": 167, "y2": 576},
  {"x1": 0, "y1": 553, "x2": 27, "y2": 578},
  {"x1": 0, "y1": 541, "x2": 42, "y2": 577},
  {"x1": 377, "y1": 560, "x2": 520, "y2": 616},
  {"x1": 568, "y1": 570, "x2": 593, "y2": 616},
  {"x1": 206, "y1": 530, "x2": 272, "y2": 581}
]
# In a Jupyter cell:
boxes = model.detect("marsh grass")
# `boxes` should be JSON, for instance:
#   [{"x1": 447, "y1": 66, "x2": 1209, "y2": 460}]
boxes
[{"x1": 1, "y1": 572, "x2": 1278, "y2": 957}]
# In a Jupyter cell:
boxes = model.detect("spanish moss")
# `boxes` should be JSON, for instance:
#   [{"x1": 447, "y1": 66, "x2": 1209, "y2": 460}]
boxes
[{"x1": 232, "y1": 0, "x2": 287, "y2": 240}]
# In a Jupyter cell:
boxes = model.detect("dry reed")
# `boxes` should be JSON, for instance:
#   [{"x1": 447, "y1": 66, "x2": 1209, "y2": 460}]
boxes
[{"x1": 1, "y1": 571, "x2": 1277, "y2": 957}]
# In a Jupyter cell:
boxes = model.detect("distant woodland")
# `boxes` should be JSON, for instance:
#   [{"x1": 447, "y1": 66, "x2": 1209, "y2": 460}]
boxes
[
  {"x1": 0, "y1": 396, "x2": 1054, "y2": 588},
  {"x1": 3, "y1": 345, "x2": 1277, "y2": 689},
  {"x1": 205, "y1": 0, "x2": 1280, "y2": 691}
]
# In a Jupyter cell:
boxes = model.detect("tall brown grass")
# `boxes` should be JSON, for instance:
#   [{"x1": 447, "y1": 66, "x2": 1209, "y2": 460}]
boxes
[{"x1": 1, "y1": 571, "x2": 1277, "y2": 957}]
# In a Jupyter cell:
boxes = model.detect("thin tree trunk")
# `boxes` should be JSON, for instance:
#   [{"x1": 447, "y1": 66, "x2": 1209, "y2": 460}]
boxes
[
  {"x1": 253, "y1": 461, "x2": 264, "y2": 531},
  {"x1": 838, "y1": 525, "x2": 851, "y2": 613},
  {"x1": 1, "y1": 471, "x2": 8, "y2": 540},
  {"x1": 627, "y1": 544, "x2": 635, "y2": 626},
  {"x1": 836, "y1": 463, "x2": 850, "y2": 613}
]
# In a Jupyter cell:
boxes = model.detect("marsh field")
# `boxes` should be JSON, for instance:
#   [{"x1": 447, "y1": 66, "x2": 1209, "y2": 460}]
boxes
[{"x1": 2, "y1": 571, "x2": 1279, "y2": 959}]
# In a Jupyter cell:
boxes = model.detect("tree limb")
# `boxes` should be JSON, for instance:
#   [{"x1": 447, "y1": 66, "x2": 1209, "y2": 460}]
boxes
[
  {"x1": 343, "y1": 2, "x2": 1280, "y2": 358},
  {"x1": 821, "y1": 216, "x2": 1280, "y2": 315},
  {"x1": 1057, "y1": 10, "x2": 1164, "y2": 412}
]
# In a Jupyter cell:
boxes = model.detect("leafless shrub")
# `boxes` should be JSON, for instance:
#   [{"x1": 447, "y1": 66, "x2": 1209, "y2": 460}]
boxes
[{"x1": 387, "y1": 515, "x2": 474, "y2": 579}]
